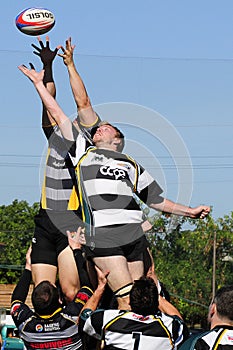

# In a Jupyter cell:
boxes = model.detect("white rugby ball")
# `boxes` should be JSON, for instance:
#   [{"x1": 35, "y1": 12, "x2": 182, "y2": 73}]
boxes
[{"x1": 15, "y1": 7, "x2": 55, "y2": 36}]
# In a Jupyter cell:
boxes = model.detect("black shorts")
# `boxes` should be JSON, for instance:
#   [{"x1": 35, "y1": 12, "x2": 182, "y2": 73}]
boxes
[
  {"x1": 85, "y1": 235, "x2": 149, "y2": 262},
  {"x1": 31, "y1": 209, "x2": 83, "y2": 266}
]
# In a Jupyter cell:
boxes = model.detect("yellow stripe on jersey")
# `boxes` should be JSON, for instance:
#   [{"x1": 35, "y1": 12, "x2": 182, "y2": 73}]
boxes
[
  {"x1": 213, "y1": 329, "x2": 227, "y2": 350},
  {"x1": 67, "y1": 185, "x2": 79, "y2": 210},
  {"x1": 75, "y1": 147, "x2": 96, "y2": 222},
  {"x1": 152, "y1": 317, "x2": 174, "y2": 347},
  {"x1": 126, "y1": 154, "x2": 139, "y2": 192},
  {"x1": 80, "y1": 115, "x2": 99, "y2": 128},
  {"x1": 41, "y1": 147, "x2": 51, "y2": 209},
  {"x1": 104, "y1": 312, "x2": 130, "y2": 330}
]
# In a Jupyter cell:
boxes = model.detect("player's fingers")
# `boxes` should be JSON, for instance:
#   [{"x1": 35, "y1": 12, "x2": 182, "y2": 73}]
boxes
[
  {"x1": 31, "y1": 43, "x2": 41, "y2": 52},
  {"x1": 66, "y1": 37, "x2": 71, "y2": 49},
  {"x1": 46, "y1": 37, "x2": 50, "y2": 48},
  {"x1": 33, "y1": 51, "x2": 40, "y2": 57},
  {"x1": 38, "y1": 39, "x2": 44, "y2": 49}
]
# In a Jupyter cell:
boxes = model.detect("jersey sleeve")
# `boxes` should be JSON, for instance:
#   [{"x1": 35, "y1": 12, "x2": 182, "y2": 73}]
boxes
[
  {"x1": 10, "y1": 301, "x2": 33, "y2": 328},
  {"x1": 82, "y1": 309, "x2": 105, "y2": 340},
  {"x1": 82, "y1": 309, "x2": 122, "y2": 340},
  {"x1": 65, "y1": 286, "x2": 93, "y2": 316},
  {"x1": 135, "y1": 164, "x2": 164, "y2": 205},
  {"x1": 78, "y1": 113, "x2": 101, "y2": 130},
  {"x1": 42, "y1": 124, "x2": 56, "y2": 140}
]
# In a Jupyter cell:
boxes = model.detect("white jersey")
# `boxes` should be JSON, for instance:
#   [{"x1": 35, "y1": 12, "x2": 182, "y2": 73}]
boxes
[{"x1": 83, "y1": 309, "x2": 189, "y2": 350}]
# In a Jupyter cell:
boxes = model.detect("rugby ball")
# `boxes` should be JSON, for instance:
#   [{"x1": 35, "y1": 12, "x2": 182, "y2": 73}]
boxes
[{"x1": 15, "y1": 8, "x2": 55, "y2": 36}]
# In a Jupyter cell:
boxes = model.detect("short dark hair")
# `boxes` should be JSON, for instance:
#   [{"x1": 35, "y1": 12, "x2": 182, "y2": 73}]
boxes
[
  {"x1": 214, "y1": 285, "x2": 233, "y2": 321},
  {"x1": 130, "y1": 276, "x2": 159, "y2": 316},
  {"x1": 90, "y1": 121, "x2": 125, "y2": 152},
  {"x1": 32, "y1": 281, "x2": 60, "y2": 315}
]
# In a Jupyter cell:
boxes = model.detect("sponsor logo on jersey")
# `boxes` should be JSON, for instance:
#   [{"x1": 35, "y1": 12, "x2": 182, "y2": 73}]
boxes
[
  {"x1": 44, "y1": 322, "x2": 60, "y2": 331},
  {"x1": 92, "y1": 155, "x2": 104, "y2": 162},
  {"x1": 52, "y1": 160, "x2": 65, "y2": 168},
  {"x1": 117, "y1": 163, "x2": 131, "y2": 170},
  {"x1": 100, "y1": 166, "x2": 126, "y2": 180},
  {"x1": 132, "y1": 313, "x2": 149, "y2": 321},
  {"x1": 35, "y1": 324, "x2": 43, "y2": 332},
  {"x1": 10, "y1": 303, "x2": 21, "y2": 316}
]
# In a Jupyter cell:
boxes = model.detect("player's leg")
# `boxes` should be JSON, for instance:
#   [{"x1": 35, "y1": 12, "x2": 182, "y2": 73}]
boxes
[
  {"x1": 126, "y1": 236, "x2": 148, "y2": 282},
  {"x1": 93, "y1": 255, "x2": 133, "y2": 309},
  {"x1": 57, "y1": 245, "x2": 80, "y2": 302},
  {"x1": 128, "y1": 259, "x2": 144, "y2": 281},
  {"x1": 31, "y1": 264, "x2": 57, "y2": 286},
  {"x1": 31, "y1": 211, "x2": 58, "y2": 285}
]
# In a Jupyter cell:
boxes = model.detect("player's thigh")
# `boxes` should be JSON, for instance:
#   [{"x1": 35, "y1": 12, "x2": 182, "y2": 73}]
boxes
[
  {"x1": 128, "y1": 260, "x2": 144, "y2": 281},
  {"x1": 31, "y1": 263, "x2": 57, "y2": 286},
  {"x1": 93, "y1": 255, "x2": 132, "y2": 292},
  {"x1": 57, "y1": 246, "x2": 80, "y2": 299}
]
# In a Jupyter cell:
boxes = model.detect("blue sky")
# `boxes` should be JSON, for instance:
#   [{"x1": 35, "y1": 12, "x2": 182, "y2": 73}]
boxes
[{"x1": 0, "y1": 0, "x2": 232, "y2": 219}]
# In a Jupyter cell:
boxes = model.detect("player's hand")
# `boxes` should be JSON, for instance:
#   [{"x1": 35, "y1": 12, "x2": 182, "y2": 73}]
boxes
[
  {"x1": 189, "y1": 205, "x2": 210, "y2": 219},
  {"x1": 18, "y1": 63, "x2": 44, "y2": 85},
  {"x1": 95, "y1": 265, "x2": 109, "y2": 289},
  {"x1": 67, "y1": 227, "x2": 86, "y2": 250},
  {"x1": 32, "y1": 36, "x2": 60, "y2": 67},
  {"x1": 58, "y1": 37, "x2": 75, "y2": 66}
]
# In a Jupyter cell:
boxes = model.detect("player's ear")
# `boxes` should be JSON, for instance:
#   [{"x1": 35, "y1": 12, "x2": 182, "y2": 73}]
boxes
[
  {"x1": 208, "y1": 302, "x2": 216, "y2": 319},
  {"x1": 113, "y1": 137, "x2": 121, "y2": 146}
]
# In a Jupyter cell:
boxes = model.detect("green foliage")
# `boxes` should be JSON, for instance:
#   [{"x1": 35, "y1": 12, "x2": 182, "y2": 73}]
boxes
[
  {"x1": 145, "y1": 211, "x2": 233, "y2": 328},
  {"x1": 0, "y1": 200, "x2": 39, "y2": 283},
  {"x1": 0, "y1": 199, "x2": 232, "y2": 327}
]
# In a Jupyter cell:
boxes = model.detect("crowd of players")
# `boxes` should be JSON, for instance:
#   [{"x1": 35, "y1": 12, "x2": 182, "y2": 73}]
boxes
[{"x1": 5, "y1": 37, "x2": 233, "y2": 350}]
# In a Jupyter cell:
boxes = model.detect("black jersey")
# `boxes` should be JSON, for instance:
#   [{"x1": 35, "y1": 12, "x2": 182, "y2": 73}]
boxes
[{"x1": 11, "y1": 286, "x2": 93, "y2": 350}]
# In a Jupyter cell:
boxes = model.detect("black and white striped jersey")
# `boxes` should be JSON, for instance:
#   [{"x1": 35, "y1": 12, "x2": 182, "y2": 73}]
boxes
[
  {"x1": 11, "y1": 286, "x2": 93, "y2": 350},
  {"x1": 74, "y1": 147, "x2": 164, "y2": 248},
  {"x1": 82, "y1": 308, "x2": 189, "y2": 350},
  {"x1": 179, "y1": 325, "x2": 233, "y2": 350},
  {"x1": 40, "y1": 120, "x2": 99, "y2": 211}
]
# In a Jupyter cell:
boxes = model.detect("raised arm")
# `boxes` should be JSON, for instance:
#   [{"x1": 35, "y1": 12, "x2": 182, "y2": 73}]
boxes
[
  {"x1": 11, "y1": 246, "x2": 32, "y2": 304},
  {"x1": 18, "y1": 64, "x2": 74, "y2": 141},
  {"x1": 58, "y1": 37, "x2": 98, "y2": 127},
  {"x1": 150, "y1": 198, "x2": 210, "y2": 219},
  {"x1": 32, "y1": 36, "x2": 58, "y2": 127}
]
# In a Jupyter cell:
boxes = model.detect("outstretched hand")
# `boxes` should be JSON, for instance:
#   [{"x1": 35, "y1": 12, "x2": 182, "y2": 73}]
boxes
[
  {"x1": 94, "y1": 265, "x2": 109, "y2": 289},
  {"x1": 67, "y1": 227, "x2": 86, "y2": 250},
  {"x1": 58, "y1": 37, "x2": 75, "y2": 66},
  {"x1": 189, "y1": 205, "x2": 210, "y2": 219},
  {"x1": 18, "y1": 63, "x2": 44, "y2": 85},
  {"x1": 32, "y1": 36, "x2": 60, "y2": 67}
]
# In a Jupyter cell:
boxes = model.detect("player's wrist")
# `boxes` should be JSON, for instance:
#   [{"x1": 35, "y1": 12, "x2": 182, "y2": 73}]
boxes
[
  {"x1": 43, "y1": 65, "x2": 54, "y2": 84},
  {"x1": 186, "y1": 206, "x2": 193, "y2": 217}
]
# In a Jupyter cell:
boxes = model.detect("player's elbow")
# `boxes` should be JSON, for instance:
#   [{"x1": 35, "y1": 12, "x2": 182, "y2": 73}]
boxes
[{"x1": 78, "y1": 96, "x2": 92, "y2": 111}]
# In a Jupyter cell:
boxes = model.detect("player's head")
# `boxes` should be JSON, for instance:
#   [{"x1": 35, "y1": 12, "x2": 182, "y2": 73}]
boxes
[
  {"x1": 209, "y1": 285, "x2": 233, "y2": 322},
  {"x1": 32, "y1": 281, "x2": 61, "y2": 315},
  {"x1": 91, "y1": 121, "x2": 125, "y2": 152},
  {"x1": 130, "y1": 276, "x2": 159, "y2": 316}
]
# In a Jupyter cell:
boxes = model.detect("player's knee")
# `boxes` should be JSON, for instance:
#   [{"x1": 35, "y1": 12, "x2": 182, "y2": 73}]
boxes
[
  {"x1": 114, "y1": 282, "x2": 133, "y2": 299},
  {"x1": 62, "y1": 285, "x2": 79, "y2": 303}
]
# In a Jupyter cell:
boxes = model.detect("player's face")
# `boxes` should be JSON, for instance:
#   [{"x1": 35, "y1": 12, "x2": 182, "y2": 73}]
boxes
[{"x1": 93, "y1": 124, "x2": 118, "y2": 144}]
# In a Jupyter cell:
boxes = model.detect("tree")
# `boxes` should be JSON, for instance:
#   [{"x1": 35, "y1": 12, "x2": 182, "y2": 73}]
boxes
[
  {"x1": 145, "y1": 210, "x2": 233, "y2": 328},
  {"x1": 0, "y1": 200, "x2": 39, "y2": 283}
]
